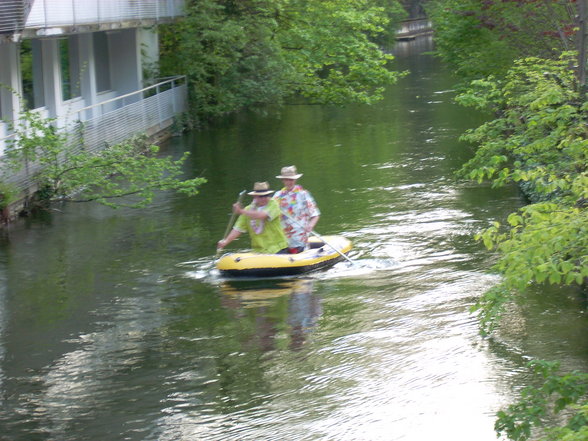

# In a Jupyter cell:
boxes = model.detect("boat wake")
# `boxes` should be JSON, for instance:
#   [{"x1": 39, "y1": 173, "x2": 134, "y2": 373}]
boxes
[
  {"x1": 315, "y1": 257, "x2": 399, "y2": 280},
  {"x1": 177, "y1": 257, "x2": 219, "y2": 282}
]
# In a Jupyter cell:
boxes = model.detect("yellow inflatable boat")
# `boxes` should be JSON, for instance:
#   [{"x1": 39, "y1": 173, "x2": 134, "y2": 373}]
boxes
[{"x1": 216, "y1": 235, "x2": 352, "y2": 278}]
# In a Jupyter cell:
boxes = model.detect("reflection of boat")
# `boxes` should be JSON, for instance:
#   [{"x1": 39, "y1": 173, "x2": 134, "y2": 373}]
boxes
[
  {"x1": 220, "y1": 279, "x2": 319, "y2": 350},
  {"x1": 216, "y1": 235, "x2": 352, "y2": 278},
  {"x1": 220, "y1": 279, "x2": 314, "y2": 308}
]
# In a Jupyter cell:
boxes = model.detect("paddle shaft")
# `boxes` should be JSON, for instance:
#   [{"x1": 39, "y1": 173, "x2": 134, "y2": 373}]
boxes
[
  {"x1": 281, "y1": 211, "x2": 354, "y2": 264},
  {"x1": 223, "y1": 190, "x2": 247, "y2": 239},
  {"x1": 217, "y1": 190, "x2": 246, "y2": 257}
]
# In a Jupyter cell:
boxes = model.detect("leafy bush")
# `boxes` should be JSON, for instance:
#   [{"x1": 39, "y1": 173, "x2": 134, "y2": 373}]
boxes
[
  {"x1": 496, "y1": 360, "x2": 588, "y2": 441},
  {"x1": 426, "y1": 0, "x2": 576, "y2": 82},
  {"x1": 455, "y1": 54, "x2": 587, "y2": 335},
  {"x1": 160, "y1": 0, "x2": 406, "y2": 123},
  {"x1": 455, "y1": 50, "x2": 587, "y2": 441},
  {"x1": 3, "y1": 110, "x2": 206, "y2": 210}
]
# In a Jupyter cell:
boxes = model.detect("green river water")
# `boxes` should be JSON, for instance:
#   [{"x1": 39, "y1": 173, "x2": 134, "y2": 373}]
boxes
[{"x1": 0, "y1": 37, "x2": 586, "y2": 441}]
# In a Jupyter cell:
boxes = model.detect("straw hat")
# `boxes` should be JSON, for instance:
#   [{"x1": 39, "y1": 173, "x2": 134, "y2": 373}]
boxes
[
  {"x1": 276, "y1": 165, "x2": 303, "y2": 179},
  {"x1": 247, "y1": 181, "x2": 274, "y2": 196}
]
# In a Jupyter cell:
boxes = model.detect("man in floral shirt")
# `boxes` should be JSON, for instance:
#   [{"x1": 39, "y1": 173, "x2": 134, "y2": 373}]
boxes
[{"x1": 273, "y1": 166, "x2": 321, "y2": 253}]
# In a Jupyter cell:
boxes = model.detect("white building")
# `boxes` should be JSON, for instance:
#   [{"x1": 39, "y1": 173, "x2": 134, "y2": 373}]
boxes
[{"x1": 0, "y1": 0, "x2": 187, "y2": 199}]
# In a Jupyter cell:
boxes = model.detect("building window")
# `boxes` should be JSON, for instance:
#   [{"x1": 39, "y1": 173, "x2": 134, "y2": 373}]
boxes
[
  {"x1": 94, "y1": 32, "x2": 112, "y2": 92},
  {"x1": 20, "y1": 40, "x2": 45, "y2": 110},
  {"x1": 60, "y1": 37, "x2": 81, "y2": 101}
]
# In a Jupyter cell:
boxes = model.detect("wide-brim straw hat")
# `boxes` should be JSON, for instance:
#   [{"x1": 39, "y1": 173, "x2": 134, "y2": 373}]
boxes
[
  {"x1": 276, "y1": 165, "x2": 303, "y2": 180},
  {"x1": 247, "y1": 181, "x2": 274, "y2": 196}
]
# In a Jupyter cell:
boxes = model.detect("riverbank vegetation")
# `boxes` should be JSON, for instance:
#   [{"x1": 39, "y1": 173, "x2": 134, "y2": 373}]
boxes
[
  {"x1": 427, "y1": 0, "x2": 585, "y2": 84},
  {"x1": 428, "y1": 0, "x2": 587, "y2": 440},
  {"x1": 2, "y1": 110, "x2": 205, "y2": 213},
  {"x1": 159, "y1": 0, "x2": 407, "y2": 125}
]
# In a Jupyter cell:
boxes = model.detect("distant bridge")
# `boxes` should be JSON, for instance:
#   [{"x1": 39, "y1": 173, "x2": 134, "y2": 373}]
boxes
[{"x1": 396, "y1": 18, "x2": 433, "y2": 41}]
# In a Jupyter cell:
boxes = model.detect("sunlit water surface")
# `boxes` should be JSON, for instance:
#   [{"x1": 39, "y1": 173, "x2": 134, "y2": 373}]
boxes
[{"x1": 0, "y1": 37, "x2": 586, "y2": 441}]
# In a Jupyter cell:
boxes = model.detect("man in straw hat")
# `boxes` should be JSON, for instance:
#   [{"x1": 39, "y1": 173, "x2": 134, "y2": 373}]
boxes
[
  {"x1": 273, "y1": 165, "x2": 320, "y2": 253},
  {"x1": 217, "y1": 182, "x2": 289, "y2": 254}
]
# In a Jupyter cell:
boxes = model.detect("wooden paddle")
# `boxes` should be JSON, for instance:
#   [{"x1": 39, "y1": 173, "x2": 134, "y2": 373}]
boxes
[
  {"x1": 280, "y1": 211, "x2": 354, "y2": 265},
  {"x1": 216, "y1": 190, "x2": 247, "y2": 258}
]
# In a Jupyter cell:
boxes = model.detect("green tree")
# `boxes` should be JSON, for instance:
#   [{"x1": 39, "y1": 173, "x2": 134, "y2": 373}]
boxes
[
  {"x1": 160, "y1": 0, "x2": 405, "y2": 122},
  {"x1": 453, "y1": 52, "x2": 588, "y2": 441},
  {"x1": 426, "y1": 0, "x2": 578, "y2": 81},
  {"x1": 455, "y1": 53, "x2": 588, "y2": 332},
  {"x1": 495, "y1": 360, "x2": 588, "y2": 441},
  {"x1": 277, "y1": 0, "x2": 405, "y2": 104},
  {"x1": 160, "y1": 0, "x2": 286, "y2": 121},
  {"x1": 3, "y1": 111, "x2": 205, "y2": 210}
]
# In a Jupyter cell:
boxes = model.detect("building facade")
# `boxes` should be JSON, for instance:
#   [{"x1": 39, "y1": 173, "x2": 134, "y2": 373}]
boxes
[{"x1": 0, "y1": 0, "x2": 187, "y2": 206}]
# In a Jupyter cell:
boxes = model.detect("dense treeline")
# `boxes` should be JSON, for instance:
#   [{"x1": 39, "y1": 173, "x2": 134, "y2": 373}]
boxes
[
  {"x1": 427, "y1": 0, "x2": 586, "y2": 83},
  {"x1": 159, "y1": 0, "x2": 407, "y2": 125},
  {"x1": 427, "y1": 1, "x2": 587, "y2": 440}
]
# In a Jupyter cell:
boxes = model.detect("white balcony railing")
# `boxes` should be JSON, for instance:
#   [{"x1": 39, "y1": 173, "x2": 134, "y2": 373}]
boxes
[
  {"x1": 1, "y1": 76, "x2": 187, "y2": 192},
  {"x1": 0, "y1": 1, "x2": 26, "y2": 33},
  {"x1": 0, "y1": 0, "x2": 185, "y2": 34}
]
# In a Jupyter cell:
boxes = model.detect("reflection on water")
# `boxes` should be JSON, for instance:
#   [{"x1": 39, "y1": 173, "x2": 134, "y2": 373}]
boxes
[
  {"x1": 220, "y1": 279, "x2": 319, "y2": 351},
  {"x1": 220, "y1": 279, "x2": 314, "y2": 307},
  {"x1": 0, "y1": 36, "x2": 586, "y2": 441}
]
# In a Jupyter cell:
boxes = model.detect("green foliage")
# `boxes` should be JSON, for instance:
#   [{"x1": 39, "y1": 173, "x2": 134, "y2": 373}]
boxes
[
  {"x1": 48, "y1": 137, "x2": 205, "y2": 208},
  {"x1": 160, "y1": 0, "x2": 405, "y2": 122},
  {"x1": 426, "y1": 0, "x2": 515, "y2": 79},
  {"x1": 461, "y1": 54, "x2": 587, "y2": 334},
  {"x1": 495, "y1": 360, "x2": 588, "y2": 441},
  {"x1": 426, "y1": 0, "x2": 576, "y2": 82},
  {"x1": 5, "y1": 110, "x2": 65, "y2": 169},
  {"x1": 370, "y1": 0, "x2": 408, "y2": 47},
  {"x1": 278, "y1": 0, "x2": 404, "y2": 104},
  {"x1": 457, "y1": 54, "x2": 585, "y2": 198},
  {"x1": 455, "y1": 52, "x2": 587, "y2": 441},
  {"x1": 3, "y1": 111, "x2": 205, "y2": 209},
  {"x1": 161, "y1": 0, "x2": 281, "y2": 121},
  {"x1": 544, "y1": 406, "x2": 588, "y2": 441},
  {"x1": 470, "y1": 283, "x2": 510, "y2": 335},
  {"x1": 0, "y1": 181, "x2": 18, "y2": 211},
  {"x1": 478, "y1": 204, "x2": 588, "y2": 285}
]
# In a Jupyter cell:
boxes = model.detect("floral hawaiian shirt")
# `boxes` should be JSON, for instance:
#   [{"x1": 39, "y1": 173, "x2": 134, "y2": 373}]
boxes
[{"x1": 273, "y1": 185, "x2": 321, "y2": 248}]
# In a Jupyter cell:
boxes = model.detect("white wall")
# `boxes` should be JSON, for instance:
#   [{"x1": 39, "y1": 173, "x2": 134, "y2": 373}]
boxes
[
  {"x1": 109, "y1": 29, "x2": 141, "y2": 99},
  {"x1": 0, "y1": 43, "x2": 21, "y2": 154},
  {"x1": 0, "y1": 44, "x2": 22, "y2": 118},
  {"x1": 1, "y1": 25, "x2": 161, "y2": 153}
]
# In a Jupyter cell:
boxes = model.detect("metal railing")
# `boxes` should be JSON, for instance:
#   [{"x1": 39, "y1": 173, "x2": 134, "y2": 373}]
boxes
[
  {"x1": 1, "y1": 0, "x2": 185, "y2": 34},
  {"x1": 1, "y1": 75, "x2": 187, "y2": 192},
  {"x1": 0, "y1": 1, "x2": 26, "y2": 33}
]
